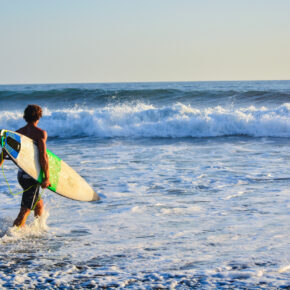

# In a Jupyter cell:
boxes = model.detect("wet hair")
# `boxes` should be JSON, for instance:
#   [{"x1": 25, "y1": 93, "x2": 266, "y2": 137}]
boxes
[{"x1": 23, "y1": 104, "x2": 43, "y2": 123}]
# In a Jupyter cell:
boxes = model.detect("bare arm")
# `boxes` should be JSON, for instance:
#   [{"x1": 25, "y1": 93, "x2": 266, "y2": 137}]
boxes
[{"x1": 38, "y1": 131, "x2": 51, "y2": 188}]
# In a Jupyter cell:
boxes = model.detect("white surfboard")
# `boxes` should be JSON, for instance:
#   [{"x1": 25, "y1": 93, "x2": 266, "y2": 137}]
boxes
[{"x1": 0, "y1": 129, "x2": 100, "y2": 201}]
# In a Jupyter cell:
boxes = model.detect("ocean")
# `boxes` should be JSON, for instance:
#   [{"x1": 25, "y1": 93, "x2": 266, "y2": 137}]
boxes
[{"x1": 0, "y1": 81, "x2": 289, "y2": 288}]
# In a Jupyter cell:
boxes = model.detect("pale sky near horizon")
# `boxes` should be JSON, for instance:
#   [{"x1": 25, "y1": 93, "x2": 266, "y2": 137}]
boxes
[{"x1": 0, "y1": 0, "x2": 290, "y2": 84}]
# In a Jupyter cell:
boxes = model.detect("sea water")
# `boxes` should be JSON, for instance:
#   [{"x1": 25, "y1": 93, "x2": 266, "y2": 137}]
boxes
[{"x1": 0, "y1": 81, "x2": 289, "y2": 288}]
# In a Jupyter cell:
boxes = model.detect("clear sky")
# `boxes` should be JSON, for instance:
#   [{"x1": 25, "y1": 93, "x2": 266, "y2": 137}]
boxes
[{"x1": 0, "y1": 0, "x2": 290, "y2": 84}]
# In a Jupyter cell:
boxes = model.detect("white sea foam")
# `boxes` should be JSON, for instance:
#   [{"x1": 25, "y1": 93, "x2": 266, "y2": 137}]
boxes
[
  {"x1": 0, "y1": 209, "x2": 49, "y2": 243},
  {"x1": 158, "y1": 205, "x2": 202, "y2": 216},
  {"x1": 1, "y1": 103, "x2": 289, "y2": 138},
  {"x1": 279, "y1": 265, "x2": 290, "y2": 273},
  {"x1": 224, "y1": 191, "x2": 246, "y2": 200}
]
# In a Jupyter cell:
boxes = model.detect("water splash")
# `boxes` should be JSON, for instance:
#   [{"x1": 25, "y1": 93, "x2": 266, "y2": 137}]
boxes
[{"x1": 0, "y1": 209, "x2": 49, "y2": 243}]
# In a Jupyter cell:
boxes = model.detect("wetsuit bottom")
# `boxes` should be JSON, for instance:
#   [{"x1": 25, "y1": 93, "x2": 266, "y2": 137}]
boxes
[{"x1": 17, "y1": 171, "x2": 41, "y2": 210}]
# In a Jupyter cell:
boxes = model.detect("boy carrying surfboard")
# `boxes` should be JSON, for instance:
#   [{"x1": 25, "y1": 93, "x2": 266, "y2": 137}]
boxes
[{"x1": 0, "y1": 104, "x2": 51, "y2": 227}]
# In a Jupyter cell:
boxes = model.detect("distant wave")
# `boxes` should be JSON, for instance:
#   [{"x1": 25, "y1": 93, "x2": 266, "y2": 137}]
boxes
[
  {"x1": 1, "y1": 103, "x2": 289, "y2": 138},
  {"x1": 0, "y1": 87, "x2": 290, "y2": 109}
]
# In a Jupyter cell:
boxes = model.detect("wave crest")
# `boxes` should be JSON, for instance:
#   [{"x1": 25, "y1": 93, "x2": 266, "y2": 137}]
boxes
[{"x1": 1, "y1": 103, "x2": 289, "y2": 138}]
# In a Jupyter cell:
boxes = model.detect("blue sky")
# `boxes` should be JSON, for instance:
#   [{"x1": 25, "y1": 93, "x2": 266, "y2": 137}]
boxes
[{"x1": 0, "y1": 0, "x2": 289, "y2": 84}]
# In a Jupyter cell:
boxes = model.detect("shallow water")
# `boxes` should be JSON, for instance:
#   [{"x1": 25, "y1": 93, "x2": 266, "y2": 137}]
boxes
[
  {"x1": 0, "y1": 81, "x2": 289, "y2": 288},
  {"x1": 0, "y1": 136, "x2": 289, "y2": 288}
]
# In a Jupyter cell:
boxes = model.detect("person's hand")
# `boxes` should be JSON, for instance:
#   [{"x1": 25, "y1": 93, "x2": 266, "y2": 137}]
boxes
[{"x1": 41, "y1": 178, "x2": 51, "y2": 189}]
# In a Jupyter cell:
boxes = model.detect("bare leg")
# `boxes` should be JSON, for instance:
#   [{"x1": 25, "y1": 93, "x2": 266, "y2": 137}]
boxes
[
  {"x1": 34, "y1": 199, "x2": 44, "y2": 217},
  {"x1": 13, "y1": 207, "x2": 31, "y2": 227}
]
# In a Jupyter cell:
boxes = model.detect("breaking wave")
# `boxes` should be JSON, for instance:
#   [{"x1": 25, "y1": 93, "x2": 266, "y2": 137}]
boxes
[{"x1": 1, "y1": 103, "x2": 289, "y2": 138}]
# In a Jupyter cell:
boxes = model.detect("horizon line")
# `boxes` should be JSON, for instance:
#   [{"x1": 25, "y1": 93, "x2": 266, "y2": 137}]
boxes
[{"x1": 0, "y1": 79, "x2": 290, "y2": 86}]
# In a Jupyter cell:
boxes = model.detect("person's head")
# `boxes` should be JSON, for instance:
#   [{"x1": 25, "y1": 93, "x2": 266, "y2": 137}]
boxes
[{"x1": 23, "y1": 104, "x2": 43, "y2": 123}]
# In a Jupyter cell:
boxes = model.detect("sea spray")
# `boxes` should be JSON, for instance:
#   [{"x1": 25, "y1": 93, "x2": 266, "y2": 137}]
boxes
[{"x1": 0, "y1": 209, "x2": 49, "y2": 243}]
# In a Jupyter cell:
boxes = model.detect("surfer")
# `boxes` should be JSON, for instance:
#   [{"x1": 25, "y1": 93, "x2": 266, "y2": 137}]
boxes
[{"x1": 0, "y1": 104, "x2": 51, "y2": 227}]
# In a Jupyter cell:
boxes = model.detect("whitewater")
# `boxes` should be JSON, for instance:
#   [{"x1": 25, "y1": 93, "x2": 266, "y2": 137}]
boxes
[
  {"x1": 1, "y1": 103, "x2": 289, "y2": 138},
  {"x1": 0, "y1": 81, "x2": 289, "y2": 288}
]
